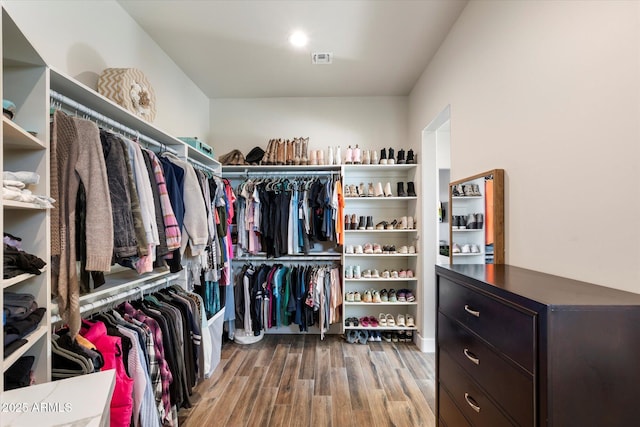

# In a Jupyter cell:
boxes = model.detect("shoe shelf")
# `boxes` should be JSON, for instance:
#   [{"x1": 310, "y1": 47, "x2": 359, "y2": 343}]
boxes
[
  {"x1": 452, "y1": 229, "x2": 483, "y2": 232},
  {"x1": 452, "y1": 196, "x2": 482, "y2": 200},
  {"x1": 344, "y1": 253, "x2": 418, "y2": 257},
  {"x1": 345, "y1": 196, "x2": 417, "y2": 201},
  {"x1": 222, "y1": 165, "x2": 342, "y2": 173},
  {"x1": 344, "y1": 278, "x2": 418, "y2": 282},
  {"x1": 453, "y1": 252, "x2": 484, "y2": 256},
  {"x1": 342, "y1": 164, "x2": 417, "y2": 171},
  {"x1": 344, "y1": 325, "x2": 417, "y2": 331},
  {"x1": 344, "y1": 229, "x2": 418, "y2": 233},
  {"x1": 344, "y1": 302, "x2": 418, "y2": 306}
]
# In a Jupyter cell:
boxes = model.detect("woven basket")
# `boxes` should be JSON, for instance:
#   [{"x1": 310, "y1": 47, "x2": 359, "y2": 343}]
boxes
[{"x1": 97, "y1": 68, "x2": 157, "y2": 122}]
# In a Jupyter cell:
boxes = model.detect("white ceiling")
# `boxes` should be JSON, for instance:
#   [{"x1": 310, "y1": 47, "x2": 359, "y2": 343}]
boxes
[{"x1": 117, "y1": 0, "x2": 468, "y2": 99}]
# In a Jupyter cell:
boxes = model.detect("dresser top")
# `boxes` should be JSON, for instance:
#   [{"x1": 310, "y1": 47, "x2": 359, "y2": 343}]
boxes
[{"x1": 436, "y1": 264, "x2": 640, "y2": 307}]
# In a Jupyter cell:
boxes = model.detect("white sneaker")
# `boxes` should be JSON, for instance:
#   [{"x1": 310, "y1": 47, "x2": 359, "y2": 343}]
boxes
[
  {"x1": 408, "y1": 245, "x2": 416, "y2": 254},
  {"x1": 407, "y1": 216, "x2": 414, "y2": 229},
  {"x1": 461, "y1": 244, "x2": 471, "y2": 253}
]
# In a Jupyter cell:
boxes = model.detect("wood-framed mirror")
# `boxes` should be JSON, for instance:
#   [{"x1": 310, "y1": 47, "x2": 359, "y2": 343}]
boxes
[{"x1": 449, "y1": 169, "x2": 504, "y2": 264}]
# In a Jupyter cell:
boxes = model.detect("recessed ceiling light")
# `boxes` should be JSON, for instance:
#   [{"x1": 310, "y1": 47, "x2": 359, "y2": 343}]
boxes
[{"x1": 289, "y1": 30, "x2": 308, "y2": 48}]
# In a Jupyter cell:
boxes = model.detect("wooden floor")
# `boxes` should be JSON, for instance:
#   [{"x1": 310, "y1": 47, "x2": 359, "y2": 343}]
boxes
[{"x1": 178, "y1": 334, "x2": 436, "y2": 427}]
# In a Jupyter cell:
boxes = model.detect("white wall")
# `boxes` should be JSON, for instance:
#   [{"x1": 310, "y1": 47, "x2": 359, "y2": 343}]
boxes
[
  {"x1": 210, "y1": 96, "x2": 407, "y2": 156},
  {"x1": 3, "y1": 0, "x2": 210, "y2": 141},
  {"x1": 410, "y1": 0, "x2": 640, "y2": 313}
]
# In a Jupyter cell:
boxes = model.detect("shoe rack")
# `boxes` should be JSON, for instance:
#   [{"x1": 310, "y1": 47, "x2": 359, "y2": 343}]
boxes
[
  {"x1": 448, "y1": 169, "x2": 504, "y2": 264},
  {"x1": 342, "y1": 163, "x2": 419, "y2": 341}
]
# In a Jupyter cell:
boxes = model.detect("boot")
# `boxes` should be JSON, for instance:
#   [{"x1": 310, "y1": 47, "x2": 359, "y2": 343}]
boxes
[
  {"x1": 334, "y1": 146, "x2": 341, "y2": 165},
  {"x1": 366, "y1": 216, "x2": 374, "y2": 230},
  {"x1": 388, "y1": 148, "x2": 395, "y2": 165},
  {"x1": 350, "y1": 213, "x2": 357, "y2": 230},
  {"x1": 345, "y1": 145, "x2": 353, "y2": 164},
  {"x1": 276, "y1": 139, "x2": 285, "y2": 165},
  {"x1": 357, "y1": 216, "x2": 366, "y2": 230},
  {"x1": 374, "y1": 182, "x2": 384, "y2": 197},
  {"x1": 384, "y1": 182, "x2": 393, "y2": 197},
  {"x1": 362, "y1": 149, "x2": 370, "y2": 165},
  {"x1": 407, "y1": 181, "x2": 416, "y2": 197},
  {"x1": 344, "y1": 214, "x2": 351, "y2": 230},
  {"x1": 359, "y1": 182, "x2": 366, "y2": 197},
  {"x1": 371, "y1": 150, "x2": 379, "y2": 165},
  {"x1": 406, "y1": 149, "x2": 416, "y2": 164},
  {"x1": 327, "y1": 147, "x2": 333, "y2": 166},
  {"x1": 301, "y1": 137, "x2": 309, "y2": 165},
  {"x1": 286, "y1": 139, "x2": 294, "y2": 165},
  {"x1": 367, "y1": 182, "x2": 374, "y2": 197},
  {"x1": 397, "y1": 182, "x2": 407, "y2": 197},
  {"x1": 475, "y1": 213, "x2": 484, "y2": 230},
  {"x1": 293, "y1": 137, "x2": 301, "y2": 165},
  {"x1": 397, "y1": 149, "x2": 406, "y2": 164},
  {"x1": 262, "y1": 139, "x2": 273, "y2": 165},
  {"x1": 379, "y1": 148, "x2": 387, "y2": 165},
  {"x1": 317, "y1": 149, "x2": 325, "y2": 165},
  {"x1": 309, "y1": 149, "x2": 318, "y2": 165},
  {"x1": 353, "y1": 144, "x2": 362, "y2": 164}
]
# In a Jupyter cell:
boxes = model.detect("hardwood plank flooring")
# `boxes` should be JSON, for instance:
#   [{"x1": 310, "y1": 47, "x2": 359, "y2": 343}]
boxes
[{"x1": 179, "y1": 334, "x2": 436, "y2": 427}]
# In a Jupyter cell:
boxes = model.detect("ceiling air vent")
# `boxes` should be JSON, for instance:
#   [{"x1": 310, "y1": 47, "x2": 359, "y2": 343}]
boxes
[{"x1": 312, "y1": 52, "x2": 333, "y2": 65}]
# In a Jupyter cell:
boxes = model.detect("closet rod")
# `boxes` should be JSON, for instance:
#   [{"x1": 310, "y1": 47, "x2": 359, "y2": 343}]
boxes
[
  {"x1": 224, "y1": 169, "x2": 341, "y2": 178},
  {"x1": 188, "y1": 156, "x2": 218, "y2": 174},
  {"x1": 235, "y1": 254, "x2": 341, "y2": 262},
  {"x1": 50, "y1": 90, "x2": 178, "y2": 155},
  {"x1": 50, "y1": 273, "x2": 181, "y2": 324}
]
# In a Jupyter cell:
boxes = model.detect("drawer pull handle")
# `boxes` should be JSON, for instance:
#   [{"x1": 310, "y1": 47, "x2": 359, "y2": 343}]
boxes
[
  {"x1": 463, "y1": 348, "x2": 480, "y2": 365},
  {"x1": 464, "y1": 393, "x2": 481, "y2": 413},
  {"x1": 464, "y1": 304, "x2": 480, "y2": 317}
]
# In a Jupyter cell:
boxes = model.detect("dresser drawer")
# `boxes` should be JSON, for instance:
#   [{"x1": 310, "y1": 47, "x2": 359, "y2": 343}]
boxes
[
  {"x1": 438, "y1": 312, "x2": 534, "y2": 426},
  {"x1": 439, "y1": 385, "x2": 472, "y2": 427},
  {"x1": 438, "y1": 277, "x2": 535, "y2": 372},
  {"x1": 439, "y1": 349, "x2": 515, "y2": 427}
]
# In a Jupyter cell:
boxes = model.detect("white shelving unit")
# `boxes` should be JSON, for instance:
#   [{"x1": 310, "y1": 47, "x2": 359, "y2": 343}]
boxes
[
  {"x1": 342, "y1": 163, "x2": 419, "y2": 338},
  {"x1": 449, "y1": 181, "x2": 486, "y2": 264},
  {"x1": 1, "y1": 4, "x2": 223, "y2": 392},
  {"x1": 1, "y1": 8, "x2": 51, "y2": 391}
]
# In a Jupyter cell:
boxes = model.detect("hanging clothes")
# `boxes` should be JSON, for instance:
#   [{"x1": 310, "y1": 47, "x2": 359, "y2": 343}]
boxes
[{"x1": 51, "y1": 110, "x2": 114, "y2": 338}]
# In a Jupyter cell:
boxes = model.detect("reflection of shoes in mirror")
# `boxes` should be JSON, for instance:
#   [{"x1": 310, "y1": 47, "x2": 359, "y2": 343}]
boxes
[
  {"x1": 461, "y1": 244, "x2": 471, "y2": 253},
  {"x1": 471, "y1": 244, "x2": 481, "y2": 253},
  {"x1": 473, "y1": 184, "x2": 482, "y2": 196},
  {"x1": 452, "y1": 243, "x2": 461, "y2": 253},
  {"x1": 476, "y1": 213, "x2": 484, "y2": 229},
  {"x1": 466, "y1": 213, "x2": 476, "y2": 229}
]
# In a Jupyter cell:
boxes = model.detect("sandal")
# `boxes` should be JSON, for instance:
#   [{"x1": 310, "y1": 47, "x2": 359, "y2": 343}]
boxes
[
  {"x1": 360, "y1": 316, "x2": 370, "y2": 327},
  {"x1": 368, "y1": 316, "x2": 379, "y2": 327}
]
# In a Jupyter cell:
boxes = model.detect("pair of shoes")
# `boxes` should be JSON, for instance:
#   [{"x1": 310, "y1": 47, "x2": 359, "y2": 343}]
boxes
[
  {"x1": 382, "y1": 332, "x2": 392, "y2": 342},
  {"x1": 345, "y1": 317, "x2": 359, "y2": 327},
  {"x1": 459, "y1": 244, "x2": 481, "y2": 254},
  {"x1": 354, "y1": 245, "x2": 364, "y2": 254},
  {"x1": 382, "y1": 245, "x2": 397, "y2": 254},
  {"x1": 346, "y1": 330, "x2": 359, "y2": 344},
  {"x1": 363, "y1": 242, "x2": 374, "y2": 254},
  {"x1": 379, "y1": 148, "x2": 396, "y2": 165},
  {"x1": 396, "y1": 182, "x2": 416, "y2": 197},
  {"x1": 345, "y1": 292, "x2": 355, "y2": 302},
  {"x1": 398, "y1": 270, "x2": 415, "y2": 279}
]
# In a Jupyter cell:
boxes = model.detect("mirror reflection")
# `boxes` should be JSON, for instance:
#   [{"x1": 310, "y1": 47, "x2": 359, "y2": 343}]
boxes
[{"x1": 449, "y1": 169, "x2": 504, "y2": 264}]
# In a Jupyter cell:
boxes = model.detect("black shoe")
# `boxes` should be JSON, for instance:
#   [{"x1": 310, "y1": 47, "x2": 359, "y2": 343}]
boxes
[
  {"x1": 397, "y1": 182, "x2": 407, "y2": 197},
  {"x1": 458, "y1": 215, "x2": 467, "y2": 229},
  {"x1": 452, "y1": 215, "x2": 460, "y2": 230},
  {"x1": 357, "y1": 216, "x2": 366, "y2": 230},
  {"x1": 380, "y1": 148, "x2": 387, "y2": 164},
  {"x1": 476, "y1": 213, "x2": 484, "y2": 229},
  {"x1": 397, "y1": 149, "x2": 406, "y2": 164},
  {"x1": 366, "y1": 216, "x2": 374, "y2": 230},
  {"x1": 452, "y1": 185, "x2": 460, "y2": 197},
  {"x1": 407, "y1": 181, "x2": 416, "y2": 197},
  {"x1": 388, "y1": 147, "x2": 395, "y2": 165},
  {"x1": 406, "y1": 149, "x2": 416, "y2": 164}
]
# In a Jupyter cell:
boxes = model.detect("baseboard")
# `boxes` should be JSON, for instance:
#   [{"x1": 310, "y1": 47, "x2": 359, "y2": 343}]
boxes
[{"x1": 416, "y1": 332, "x2": 435, "y2": 353}]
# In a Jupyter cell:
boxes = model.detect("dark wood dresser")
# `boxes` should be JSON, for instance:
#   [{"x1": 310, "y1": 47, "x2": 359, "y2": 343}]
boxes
[{"x1": 435, "y1": 264, "x2": 640, "y2": 427}]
